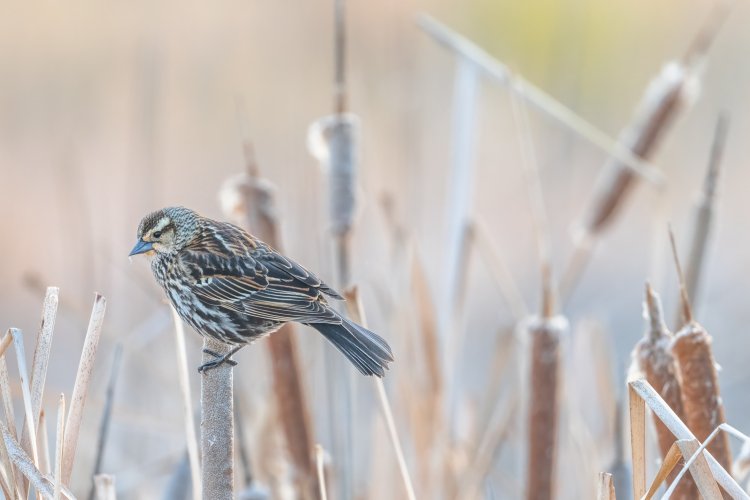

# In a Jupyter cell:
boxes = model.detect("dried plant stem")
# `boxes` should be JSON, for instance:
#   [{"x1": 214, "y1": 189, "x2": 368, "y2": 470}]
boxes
[
  {"x1": 632, "y1": 284, "x2": 696, "y2": 498},
  {"x1": 11, "y1": 328, "x2": 40, "y2": 469},
  {"x1": 1, "y1": 421, "x2": 76, "y2": 499},
  {"x1": 526, "y1": 316, "x2": 566, "y2": 500},
  {"x1": 55, "y1": 394, "x2": 65, "y2": 500},
  {"x1": 315, "y1": 445, "x2": 328, "y2": 500},
  {"x1": 680, "y1": 114, "x2": 728, "y2": 319},
  {"x1": 63, "y1": 293, "x2": 107, "y2": 485},
  {"x1": 596, "y1": 472, "x2": 616, "y2": 500},
  {"x1": 0, "y1": 354, "x2": 23, "y2": 496},
  {"x1": 0, "y1": 333, "x2": 12, "y2": 360},
  {"x1": 39, "y1": 410, "x2": 51, "y2": 475},
  {"x1": 200, "y1": 337, "x2": 234, "y2": 500},
  {"x1": 93, "y1": 474, "x2": 116, "y2": 500},
  {"x1": 344, "y1": 288, "x2": 416, "y2": 500},
  {"x1": 170, "y1": 308, "x2": 201, "y2": 500},
  {"x1": 628, "y1": 379, "x2": 743, "y2": 498},
  {"x1": 87, "y1": 344, "x2": 123, "y2": 500},
  {"x1": 21, "y1": 286, "x2": 59, "y2": 463},
  {"x1": 666, "y1": 422, "x2": 750, "y2": 499}
]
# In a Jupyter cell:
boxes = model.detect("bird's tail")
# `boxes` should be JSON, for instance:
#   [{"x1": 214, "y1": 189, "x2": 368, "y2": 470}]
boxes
[{"x1": 311, "y1": 319, "x2": 394, "y2": 377}]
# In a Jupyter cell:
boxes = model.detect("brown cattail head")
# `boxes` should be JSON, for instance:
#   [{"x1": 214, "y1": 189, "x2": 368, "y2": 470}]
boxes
[
  {"x1": 632, "y1": 284, "x2": 696, "y2": 497},
  {"x1": 526, "y1": 315, "x2": 567, "y2": 500},
  {"x1": 582, "y1": 62, "x2": 699, "y2": 236},
  {"x1": 671, "y1": 321, "x2": 732, "y2": 472}
]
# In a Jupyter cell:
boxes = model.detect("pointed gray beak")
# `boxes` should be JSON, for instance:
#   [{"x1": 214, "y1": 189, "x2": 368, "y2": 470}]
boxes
[{"x1": 129, "y1": 240, "x2": 153, "y2": 256}]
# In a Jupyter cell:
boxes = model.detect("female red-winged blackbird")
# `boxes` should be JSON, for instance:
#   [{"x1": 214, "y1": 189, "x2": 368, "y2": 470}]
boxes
[{"x1": 130, "y1": 206, "x2": 393, "y2": 376}]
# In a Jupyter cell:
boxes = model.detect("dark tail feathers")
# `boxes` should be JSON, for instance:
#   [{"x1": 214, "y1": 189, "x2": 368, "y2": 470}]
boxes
[{"x1": 311, "y1": 319, "x2": 393, "y2": 377}]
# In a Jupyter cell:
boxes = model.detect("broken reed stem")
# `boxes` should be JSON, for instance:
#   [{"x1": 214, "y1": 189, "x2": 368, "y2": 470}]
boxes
[
  {"x1": 628, "y1": 379, "x2": 744, "y2": 497},
  {"x1": 200, "y1": 337, "x2": 234, "y2": 500},
  {"x1": 671, "y1": 322, "x2": 732, "y2": 472},
  {"x1": 93, "y1": 474, "x2": 116, "y2": 500},
  {"x1": 170, "y1": 308, "x2": 201, "y2": 500},
  {"x1": 0, "y1": 354, "x2": 23, "y2": 496},
  {"x1": 55, "y1": 394, "x2": 65, "y2": 500},
  {"x1": 63, "y1": 293, "x2": 107, "y2": 485},
  {"x1": 596, "y1": 472, "x2": 616, "y2": 500},
  {"x1": 220, "y1": 155, "x2": 318, "y2": 498},
  {"x1": 87, "y1": 343, "x2": 123, "y2": 500},
  {"x1": 525, "y1": 315, "x2": 567, "y2": 500},
  {"x1": 0, "y1": 333, "x2": 12, "y2": 360},
  {"x1": 1, "y1": 420, "x2": 76, "y2": 499},
  {"x1": 632, "y1": 284, "x2": 696, "y2": 498},
  {"x1": 11, "y1": 328, "x2": 40, "y2": 469},
  {"x1": 681, "y1": 114, "x2": 728, "y2": 318},
  {"x1": 21, "y1": 286, "x2": 58, "y2": 472}
]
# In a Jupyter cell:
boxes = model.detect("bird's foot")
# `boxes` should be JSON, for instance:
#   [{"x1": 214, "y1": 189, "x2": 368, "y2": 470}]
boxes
[{"x1": 198, "y1": 347, "x2": 242, "y2": 373}]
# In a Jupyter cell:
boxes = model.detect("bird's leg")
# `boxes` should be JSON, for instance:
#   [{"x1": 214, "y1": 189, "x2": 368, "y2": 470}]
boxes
[{"x1": 198, "y1": 345, "x2": 244, "y2": 373}]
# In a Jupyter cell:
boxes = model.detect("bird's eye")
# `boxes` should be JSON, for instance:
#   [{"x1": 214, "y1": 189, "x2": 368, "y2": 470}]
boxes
[{"x1": 153, "y1": 230, "x2": 162, "y2": 239}]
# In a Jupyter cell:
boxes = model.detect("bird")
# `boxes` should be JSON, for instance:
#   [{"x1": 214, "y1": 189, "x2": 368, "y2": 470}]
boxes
[{"x1": 129, "y1": 206, "x2": 393, "y2": 376}]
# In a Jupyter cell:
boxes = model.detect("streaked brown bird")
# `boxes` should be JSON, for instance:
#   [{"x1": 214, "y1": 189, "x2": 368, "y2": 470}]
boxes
[{"x1": 130, "y1": 206, "x2": 393, "y2": 376}]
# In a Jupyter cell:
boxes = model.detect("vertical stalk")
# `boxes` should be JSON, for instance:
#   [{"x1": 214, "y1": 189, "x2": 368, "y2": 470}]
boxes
[{"x1": 200, "y1": 338, "x2": 234, "y2": 499}]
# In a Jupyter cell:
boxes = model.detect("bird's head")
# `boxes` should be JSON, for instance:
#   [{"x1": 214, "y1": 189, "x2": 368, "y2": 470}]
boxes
[{"x1": 130, "y1": 206, "x2": 200, "y2": 257}]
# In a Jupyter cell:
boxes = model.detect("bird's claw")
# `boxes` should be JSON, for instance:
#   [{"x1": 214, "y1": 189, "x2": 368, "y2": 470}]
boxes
[{"x1": 198, "y1": 348, "x2": 239, "y2": 373}]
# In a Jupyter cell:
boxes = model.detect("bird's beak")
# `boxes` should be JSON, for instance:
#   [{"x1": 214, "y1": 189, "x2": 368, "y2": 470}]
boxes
[{"x1": 129, "y1": 239, "x2": 153, "y2": 256}]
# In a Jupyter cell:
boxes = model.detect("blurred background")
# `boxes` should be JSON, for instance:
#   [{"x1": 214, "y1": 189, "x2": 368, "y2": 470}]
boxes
[{"x1": 1, "y1": 0, "x2": 749, "y2": 498}]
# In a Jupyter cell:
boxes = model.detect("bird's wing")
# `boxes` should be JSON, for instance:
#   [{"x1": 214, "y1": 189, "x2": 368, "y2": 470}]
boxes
[{"x1": 179, "y1": 222, "x2": 341, "y2": 324}]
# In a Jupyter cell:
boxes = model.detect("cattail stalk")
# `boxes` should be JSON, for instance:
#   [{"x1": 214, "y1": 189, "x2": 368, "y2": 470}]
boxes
[
  {"x1": 631, "y1": 284, "x2": 696, "y2": 498},
  {"x1": 200, "y1": 337, "x2": 234, "y2": 499},
  {"x1": 220, "y1": 142, "x2": 318, "y2": 498},
  {"x1": 679, "y1": 114, "x2": 728, "y2": 320}
]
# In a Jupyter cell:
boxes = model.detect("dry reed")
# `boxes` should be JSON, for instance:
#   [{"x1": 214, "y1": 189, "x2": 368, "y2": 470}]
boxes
[
  {"x1": 200, "y1": 337, "x2": 235, "y2": 499},
  {"x1": 170, "y1": 307, "x2": 201, "y2": 500},
  {"x1": 628, "y1": 379, "x2": 743, "y2": 497},
  {"x1": 63, "y1": 293, "x2": 107, "y2": 485},
  {"x1": 343, "y1": 287, "x2": 416, "y2": 500},
  {"x1": 681, "y1": 114, "x2": 729, "y2": 318},
  {"x1": 596, "y1": 472, "x2": 616, "y2": 500}
]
